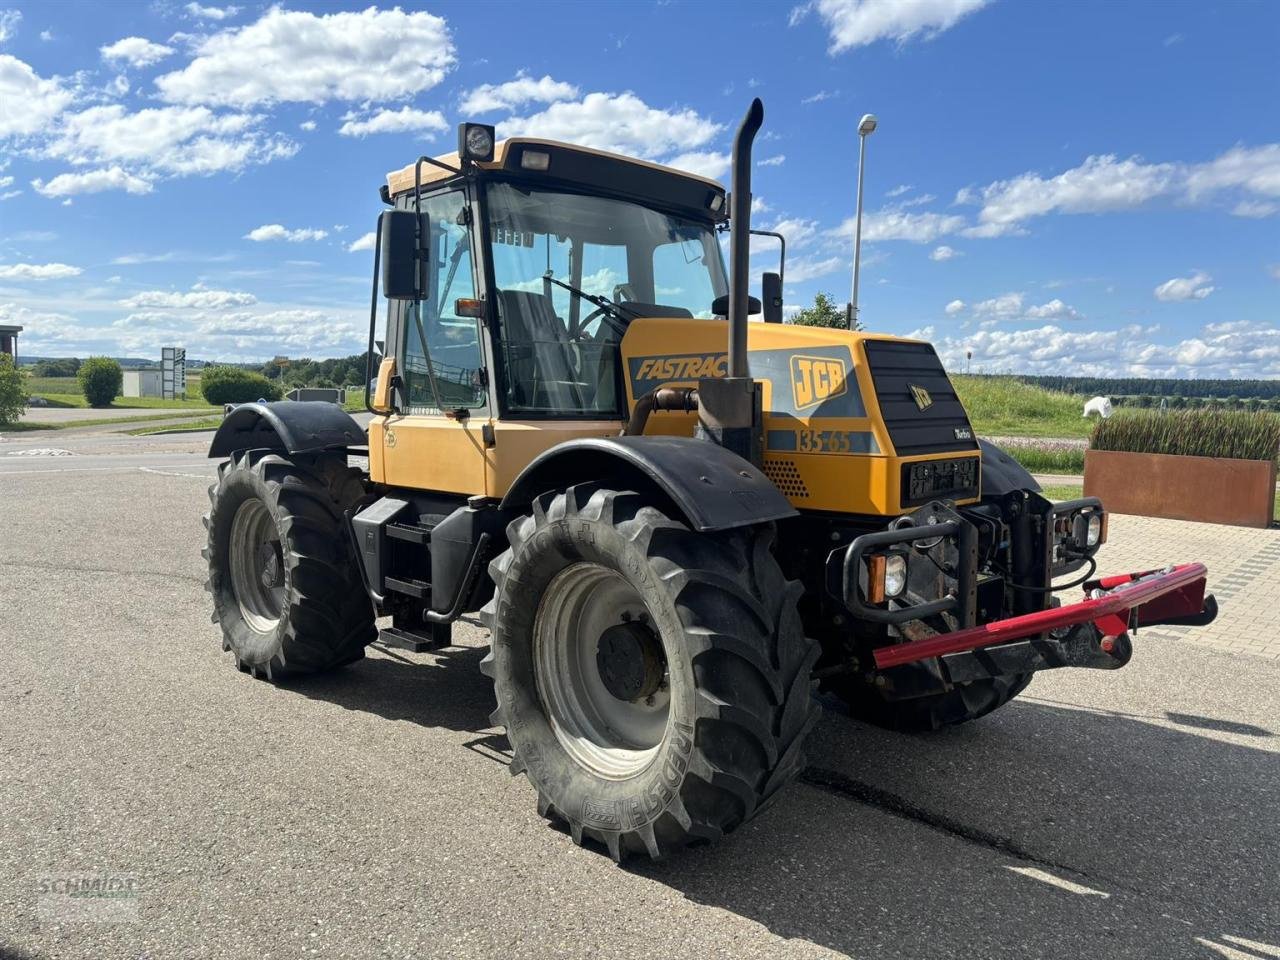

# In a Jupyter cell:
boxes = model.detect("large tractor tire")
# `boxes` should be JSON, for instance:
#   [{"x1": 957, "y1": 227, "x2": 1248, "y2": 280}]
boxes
[
  {"x1": 480, "y1": 483, "x2": 819, "y2": 861},
  {"x1": 827, "y1": 672, "x2": 1032, "y2": 733},
  {"x1": 203, "y1": 450, "x2": 375, "y2": 679}
]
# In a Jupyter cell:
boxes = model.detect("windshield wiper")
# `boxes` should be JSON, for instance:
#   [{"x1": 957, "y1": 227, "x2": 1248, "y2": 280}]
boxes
[{"x1": 542, "y1": 271, "x2": 637, "y2": 332}]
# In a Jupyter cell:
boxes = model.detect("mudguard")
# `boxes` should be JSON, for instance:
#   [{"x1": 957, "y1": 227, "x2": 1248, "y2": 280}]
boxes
[
  {"x1": 979, "y1": 438, "x2": 1041, "y2": 496},
  {"x1": 501, "y1": 435, "x2": 797, "y2": 533},
  {"x1": 208, "y1": 401, "x2": 367, "y2": 458}
]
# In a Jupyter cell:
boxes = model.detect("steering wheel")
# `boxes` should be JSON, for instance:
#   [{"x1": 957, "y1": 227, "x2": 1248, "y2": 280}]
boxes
[{"x1": 579, "y1": 303, "x2": 629, "y2": 338}]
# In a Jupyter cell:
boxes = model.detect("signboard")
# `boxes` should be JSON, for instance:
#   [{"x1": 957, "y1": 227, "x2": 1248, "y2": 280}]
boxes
[{"x1": 161, "y1": 346, "x2": 186, "y2": 400}]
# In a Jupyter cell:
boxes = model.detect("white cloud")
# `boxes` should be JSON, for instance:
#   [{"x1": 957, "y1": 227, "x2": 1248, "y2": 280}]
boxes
[
  {"x1": 337, "y1": 106, "x2": 448, "y2": 138},
  {"x1": 769, "y1": 217, "x2": 821, "y2": 248},
  {"x1": 831, "y1": 209, "x2": 966, "y2": 243},
  {"x1": 0, "y1": 55, "x2": 74, "y2": 138},
  {"x1": 787, "y1": 255, "x2": 845, "y2": 282},
  {"x1": 886, "y1": 184, "x2": 912, "y2": 197},
  {"x1": 964, "y1": 144, "x2": 1280, "y2": 235},
  {"x1": 927, "y1": 323, "x2": 1280, "y2": 379},
  {"x1": 460, "y1": 73, "x2": 579, "y2": 114},
  {"x1": 41, "y1": 104, "x2": 296, "y2": 180},
  {"x1": 500, "y1": 92, "x2": 721, "y2": 160},
  {"x1": 0, "y1": 261, "x2": 82, "y2": 280},
  {"x1": 751, "y1": 196, "x2": 771, "y2": 214},
  {"x1": 347, "y1": 232, "x2": 376, "y2": 253},
  {"x1": 1231, "y1": 200, "x2": 1278, "y2": 219},
  {"x1": 758, "y1": 154, "x2": 786, "y2": 167},
  {"x1": 929, "y1": 244, "x2": 959, "y2": 261},
  {"x1": 39, "y1": 29, "x2": 52, "y2": 42},
  {"x1": 185, "y1": 2, "x2": 240, "y2": 20},
  {"x1": 120, "y1": 286, "x2": 256, "y2": 309},
  {"x1": 32, "y1": 166, "x2": 154, "y2": 197},
  {"x1": 947, "y1": 291, "x2": 1084, "y2": 323},
  {"x1": 944, "y1": 299, "x2": 965, "y2": 315},
  {"x1": 1024, "y1": 297, "x2": 1082, "y2": 321},
  {"x1": 100, "y1": 36, "x2": 175, "y2": 68},
  {"x1": 800, "y1": 90, "x2": 835, "y2": 104},
  {"x1": 0, "y1": 9, "x2": 21, "y2": 44},
  {"x1": 244, "y1": 224, "x2": 328, "y2": 243},
  {"x1": 299, "y1": 120, "x2": 316, "y2": 132},
  {"x1": 1154, "y1": 271, "x2": 1214, "y2": 302},
  {"x1": 972, "y1": 292, "x2": 1024, "y2": 319},
  {"x1": 666, "y1": 150, "x2": 730, "y2": 181},
  {"x1": 793, "y1": 0, "x2": 991, "y2": 54},
  {"x1": 156, "y1": 7, "x2": 455, "y2": 107}
]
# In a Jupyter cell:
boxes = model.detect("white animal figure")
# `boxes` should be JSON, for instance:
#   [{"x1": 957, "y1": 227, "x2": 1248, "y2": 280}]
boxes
[{"x1": 1083, "y1": 396, "x2": 1113, "y2": 419}]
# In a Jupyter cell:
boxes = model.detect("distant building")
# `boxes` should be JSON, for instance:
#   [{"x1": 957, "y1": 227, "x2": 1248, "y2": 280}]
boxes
[
  {"x1": 0, "y1": 324, "x2": 21, "y2": 361},
  {"x1": 123, "y1": 369, "x2": 164, "y2": 398}
]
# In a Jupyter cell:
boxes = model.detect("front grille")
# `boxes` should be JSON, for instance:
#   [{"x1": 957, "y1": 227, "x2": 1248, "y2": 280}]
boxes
[
  {"x1": 863, "y1": 339, "x2": 979, "y2": 456},
  {"x1": 901, "y1": 457, "x2": 980, "y2": 507},
  {"x1": 763, "y1": 458, "x2": 809, "y2": 499}
]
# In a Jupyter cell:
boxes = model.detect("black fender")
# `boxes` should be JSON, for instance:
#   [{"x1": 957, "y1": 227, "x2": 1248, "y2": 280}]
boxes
[
  {"x1": 208, "y1": 401, "x2": 367, "y2": 458},
  {"x1": 979, "y1": 438, "x2": 1041, "y2": 495},
  {"x1": 500, "y1": 435, "x2": 797, "y2": 533}
]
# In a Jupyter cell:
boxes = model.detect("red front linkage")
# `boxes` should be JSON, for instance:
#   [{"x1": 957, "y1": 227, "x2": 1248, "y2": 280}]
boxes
[{"x1": 873, "y1": 563, "x2": 1212, "y2": 670}]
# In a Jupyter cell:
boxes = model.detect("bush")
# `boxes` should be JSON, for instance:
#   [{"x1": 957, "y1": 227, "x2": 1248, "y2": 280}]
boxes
[
  {"x1": 78, "y1": 357, "x2": 123, "y2": 408},
  {"x1": 200, "y1": 365, "x2": 283, "y2": 405},
  {"x1": 0, "y1": 353, "x2": 27, "y2": 425},
  {"x1": 790, "y1": 292, "x2": 857, "y2": 330},
  {"x1": 1091, "y1": 409, "x2": 1280, "y2": 462}
]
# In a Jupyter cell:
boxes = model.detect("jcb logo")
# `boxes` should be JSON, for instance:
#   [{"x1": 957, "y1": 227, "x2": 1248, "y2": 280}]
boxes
[{"x1": 790, "y1": 356, "x2": 847, "y2": 410}]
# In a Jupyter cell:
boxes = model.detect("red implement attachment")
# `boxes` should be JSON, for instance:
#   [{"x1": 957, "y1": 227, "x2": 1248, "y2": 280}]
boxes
[{"x1": 873, "y1": 563, "x2": 1210, "y2": 670}]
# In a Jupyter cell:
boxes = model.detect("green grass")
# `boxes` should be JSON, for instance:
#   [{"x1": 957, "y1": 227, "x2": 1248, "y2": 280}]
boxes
[
  {"x1": 1003, "y1": 445, "x2": 1086, "y2": 474},
  {"x1": 2, "y1": 409, "x2": 219, "y2": 432},
  {"x1": 127, "y1": 416, "x2": 223, "y2": 436},
  {"x1": 27, "y1": 374, "x2": 210, "y2": 410},
  {"x1": 953, "y1": 374, "x2": 1092, "y2": 439}
]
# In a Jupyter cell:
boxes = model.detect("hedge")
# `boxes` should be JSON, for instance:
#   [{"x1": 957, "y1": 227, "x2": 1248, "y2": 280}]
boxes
[
  {"x1": 200, "y1": 366, "x2": 283, "y2": 406},
  {"x1": 1090, "y1": 409, "x2": 1280, "y2": 462}
]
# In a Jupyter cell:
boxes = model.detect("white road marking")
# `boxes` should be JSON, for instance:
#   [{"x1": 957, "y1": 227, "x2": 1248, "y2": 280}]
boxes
[
  {"x1": 1222, "y1": 935, "x2": 1280, "y2": 958},
  {"x1": 1004, "y1": 866, "x2": 1110, "y2": 897},
  {"x1": 1196, "y1": 937, "x2": 1280, "y2": 960},
  {"x1": 139, "y1": 466, "x2": 214, "y2": 480}
]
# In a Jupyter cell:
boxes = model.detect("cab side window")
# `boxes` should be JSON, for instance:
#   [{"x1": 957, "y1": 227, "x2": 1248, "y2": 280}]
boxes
[{"x1": 401, "y1": 190, "x2": 486, "y2": 412}]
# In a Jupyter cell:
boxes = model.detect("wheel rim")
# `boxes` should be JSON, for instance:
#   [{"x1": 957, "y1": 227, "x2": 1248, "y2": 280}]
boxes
[
  {"x1": 228, "y1": 497, "x2": 285, "y2": 634},
  {"x1": 532, "y1": 563, "x2": 670, "y2": 780}
]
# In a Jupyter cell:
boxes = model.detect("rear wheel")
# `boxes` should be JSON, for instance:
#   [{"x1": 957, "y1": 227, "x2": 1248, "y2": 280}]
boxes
[
  {"x1": 828, "y1": 672, "x2": 1032, "y2": 733},
  {"x1": 203, "y1": 450, "x2": 375, "y2": 679},
  {"x1": 481, "y1": 483, "x2": 819, "y2": 860}
]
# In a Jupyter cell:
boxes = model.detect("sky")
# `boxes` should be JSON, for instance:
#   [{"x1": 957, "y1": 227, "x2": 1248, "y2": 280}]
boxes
[{"x1": 0, "y1": 0, "x2": 1277, "y2": 377}]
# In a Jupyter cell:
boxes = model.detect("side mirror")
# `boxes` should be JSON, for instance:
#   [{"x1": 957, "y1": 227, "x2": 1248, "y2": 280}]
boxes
[
  {"x1": 380, "y1": 210, "x2": 431, "y2": 300},
  {"x1": 761, "y1": 272, "x2": 782, "y2": 324},
  {"x1": 711, "y1": 293, "x2": 762, "y2": 316}
]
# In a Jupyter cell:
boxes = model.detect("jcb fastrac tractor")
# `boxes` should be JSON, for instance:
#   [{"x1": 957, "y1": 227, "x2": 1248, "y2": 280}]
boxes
[{"x1": 204, "y1": 100, "x2": 1217, "y2": 861}]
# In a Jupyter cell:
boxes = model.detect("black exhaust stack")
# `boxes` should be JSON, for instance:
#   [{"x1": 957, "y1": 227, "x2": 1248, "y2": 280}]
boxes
[{"x1": 698, "y1": 98, "x2": 765, "y2": 465}]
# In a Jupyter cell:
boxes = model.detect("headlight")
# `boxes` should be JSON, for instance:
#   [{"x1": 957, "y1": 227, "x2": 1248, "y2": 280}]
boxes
[
  {"x1": 1086, "y1": 513, "x2": 1103, "y2": 547},
  {"x1": 458, "y1": 123, "x2": 495, "y2": 162},
  {"x1": 883, "y1": 555, "x2": 908, "y2": 598}
]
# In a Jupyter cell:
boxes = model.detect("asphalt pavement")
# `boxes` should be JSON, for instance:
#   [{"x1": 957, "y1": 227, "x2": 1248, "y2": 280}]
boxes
[{"x1": 1, "y1": 434, "x2": 1277, "y2": 959}]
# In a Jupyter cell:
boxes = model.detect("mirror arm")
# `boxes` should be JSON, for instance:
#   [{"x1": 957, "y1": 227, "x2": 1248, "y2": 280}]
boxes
[
  {"x1": 365, "y1": 211, "x2": 385, "y2": 416},
  {"x1": 749, "y1": 229, "x2": 785, "y2": 289}
]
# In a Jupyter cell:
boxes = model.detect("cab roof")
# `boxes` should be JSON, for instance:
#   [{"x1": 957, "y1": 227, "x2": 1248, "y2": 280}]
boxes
[{"x1": 385, "y1": 138, "x2": 728, "y2": 223}]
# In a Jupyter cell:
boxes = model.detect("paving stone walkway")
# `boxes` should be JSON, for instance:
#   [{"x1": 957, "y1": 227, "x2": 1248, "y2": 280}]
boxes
[{"x1": 1094, "y1": 514, "x2": 1280, "y2": 660}]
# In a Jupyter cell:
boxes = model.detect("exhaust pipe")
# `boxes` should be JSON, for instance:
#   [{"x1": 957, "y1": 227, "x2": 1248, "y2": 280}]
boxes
[
  {"x1": 727, "y1": 98, "x2": 763, "y2": 378},
  {"x1": 696, "y1": 98, "x2": 765, "y2": 465}
]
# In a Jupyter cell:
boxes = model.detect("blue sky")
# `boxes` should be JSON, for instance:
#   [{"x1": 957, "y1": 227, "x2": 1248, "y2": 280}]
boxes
[{"x1": 0, "y1": 0, "x2": 1277, "y2": 377}]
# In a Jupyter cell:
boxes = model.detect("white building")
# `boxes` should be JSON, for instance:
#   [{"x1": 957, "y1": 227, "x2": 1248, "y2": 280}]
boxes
[{"x1": 123, "y1": 369, "x2": 163, "y2": 398}]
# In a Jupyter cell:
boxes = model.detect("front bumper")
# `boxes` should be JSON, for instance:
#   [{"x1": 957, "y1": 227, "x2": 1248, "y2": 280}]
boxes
[{"x1": 874, "y1": 562, "x2": 1215, "y2": 672}]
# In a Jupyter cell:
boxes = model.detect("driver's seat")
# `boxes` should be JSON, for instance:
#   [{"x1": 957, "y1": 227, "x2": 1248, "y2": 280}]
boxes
[{"x1": 496, "y1": 290, "x2": 582, "y2": 409}]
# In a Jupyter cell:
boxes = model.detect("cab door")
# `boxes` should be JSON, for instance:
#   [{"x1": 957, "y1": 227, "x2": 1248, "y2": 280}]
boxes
[{"x1": 377, "y1": 187, "x2": 491, "y2": 496}]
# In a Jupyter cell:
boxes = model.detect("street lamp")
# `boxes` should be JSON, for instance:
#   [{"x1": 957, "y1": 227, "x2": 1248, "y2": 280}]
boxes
[{"x1": 848, "y1": 112, "x2": 877, "y2": 329}]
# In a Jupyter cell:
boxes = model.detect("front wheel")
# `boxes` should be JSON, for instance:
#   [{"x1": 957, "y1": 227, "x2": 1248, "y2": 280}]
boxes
[
  {"x1": 481, "y1": 484, "x2": 819, "y2": 860},
  {"x1": 203, "y1": 450, "x2": 376, "y2": 679}
]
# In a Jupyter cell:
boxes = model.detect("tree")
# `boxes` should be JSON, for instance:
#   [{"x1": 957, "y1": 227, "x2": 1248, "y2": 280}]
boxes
[
  {"x1": 789, "y1": 292, "x2": 859, "y2": 330},
  {"x1": 200, "y1": 365, "x2": 283, "y2": 405},
  {"x1": 78, "y1": 357, "x2": 123, "y2": 408},
  {"x1": 0, "y1": 353, "x2": 27, "y2": 425}
]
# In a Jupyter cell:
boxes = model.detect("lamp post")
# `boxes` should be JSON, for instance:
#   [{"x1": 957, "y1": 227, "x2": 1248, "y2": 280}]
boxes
[{"x1": 848, "y1": 113, "x2": 877, "y2": 329}]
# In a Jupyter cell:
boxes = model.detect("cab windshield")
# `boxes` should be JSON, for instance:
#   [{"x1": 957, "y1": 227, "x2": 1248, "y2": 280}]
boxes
[{"x1": 485, "y1": 182, "x2": 727, "y2": 417}]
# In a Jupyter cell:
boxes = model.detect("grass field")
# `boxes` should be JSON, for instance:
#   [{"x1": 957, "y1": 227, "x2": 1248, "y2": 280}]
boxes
[
  {"x1": 952, "y1": 375, "x2": 1092, "y2": 439},
  {"x1": 127, "y1": 416, "x2": 223, "y2": 436},
  {"x1": 26, "y1": 375, "x2": 210, "y2": 410},
  {"x1": 2, "y1": 409, "x2": 221, "y2": 432}
]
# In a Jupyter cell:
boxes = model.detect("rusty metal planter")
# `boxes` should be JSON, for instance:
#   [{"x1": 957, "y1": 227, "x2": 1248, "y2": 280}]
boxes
[{"x1": 1084, "y1": 449, "x2": 1277, "y2": 528}]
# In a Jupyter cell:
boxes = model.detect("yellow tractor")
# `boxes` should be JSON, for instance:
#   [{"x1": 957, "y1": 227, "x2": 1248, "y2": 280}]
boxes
[{"x1": 204, "y1": 99, "x2": 1215, "y2": 860}]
